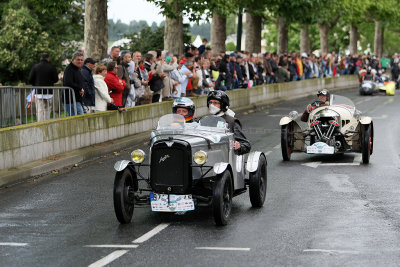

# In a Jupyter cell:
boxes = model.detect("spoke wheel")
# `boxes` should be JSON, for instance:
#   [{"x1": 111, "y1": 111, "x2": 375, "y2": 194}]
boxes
[
  {"x1": 281, "y1": 124, "x2": 293, "y2": 161},
  {"x1": 113, "y1": 168, "x2": 135, "y2": 224},
  {"x1": 213, "y1": 171, "x2": 233, "y2": 226},
  {"x1": 249, "y1": 155, "x2": 267, "y2": 207}
]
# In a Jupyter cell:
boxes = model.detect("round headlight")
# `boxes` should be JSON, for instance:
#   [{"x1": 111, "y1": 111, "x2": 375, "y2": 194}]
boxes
[
  {"x1": 194, "y1": 151, "x2": 207, "y2": 165},
  {"x1": 288, "y1": 111, "x2": 299, "y2": 120},
  {"x1": 131, "y1": 149, "x2": 145, "y2": 164}
]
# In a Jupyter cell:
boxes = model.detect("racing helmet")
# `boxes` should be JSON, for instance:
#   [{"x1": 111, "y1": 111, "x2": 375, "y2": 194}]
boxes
[
  {"x1": 172, "y1": 97, "x2": 195, "y2": 122},
  {"x1": 207, "y1": 90, "x2": 230, "y2": 112},
  {"x1": 317, "y1": 89, "x2": 330, "y2": 100}
]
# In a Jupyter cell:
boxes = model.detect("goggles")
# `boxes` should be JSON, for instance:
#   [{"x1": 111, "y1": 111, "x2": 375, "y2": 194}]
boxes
[{"x1": 317, "y1": 90, "x2": 328, "y2": 96}]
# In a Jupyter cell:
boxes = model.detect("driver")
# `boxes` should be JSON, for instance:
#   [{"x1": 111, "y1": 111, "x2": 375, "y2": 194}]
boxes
[
  {"x1": 172, "y1": 97, "x2": 195, "y2": 122},
  {"x1": 207, "y1": 91, "x2": 251, "y2": 155},
  {"x1": 300, "y1": 90, "x2": 330, "y2": 122}
]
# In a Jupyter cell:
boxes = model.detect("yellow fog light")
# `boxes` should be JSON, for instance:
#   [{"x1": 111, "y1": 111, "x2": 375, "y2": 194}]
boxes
[
  {"x1": 194, "y1": 150, "x2": 207, "y2": 165},
  {"x1": 131, "y1": 149, "x2": 145, "y2": 164}
]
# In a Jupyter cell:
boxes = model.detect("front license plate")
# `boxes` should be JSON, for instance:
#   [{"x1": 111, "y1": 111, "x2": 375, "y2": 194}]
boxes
[
  {"x1": 150, "y1": 193, "x2": 195, "y2": 212},
  {"x1": 306, "y1": 142, "x2": 334, "y2": 154}
]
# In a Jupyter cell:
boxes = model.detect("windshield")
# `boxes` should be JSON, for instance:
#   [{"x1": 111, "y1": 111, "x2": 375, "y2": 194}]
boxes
[
  {"x1": 330, "y1": 95, "x2": 355, "y2": 110},
  {"x1": 153, "y1": 114, "x2": 229, "y2": 143}
]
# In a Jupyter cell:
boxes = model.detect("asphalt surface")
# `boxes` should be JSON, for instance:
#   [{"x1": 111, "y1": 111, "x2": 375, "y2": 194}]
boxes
[{"x1": 1, "y1": 88, "x2": 400, "y2": 266}]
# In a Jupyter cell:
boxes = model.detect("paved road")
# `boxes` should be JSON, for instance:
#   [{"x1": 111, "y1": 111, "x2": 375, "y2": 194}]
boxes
[{"x1": 1, "y1": 88, "x2": 400, "y2": 266}]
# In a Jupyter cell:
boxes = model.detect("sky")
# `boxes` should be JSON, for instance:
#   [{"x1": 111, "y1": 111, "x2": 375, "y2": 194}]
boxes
[{"x1": 108, "y1": 0, "x2": 165, "y2": 25}]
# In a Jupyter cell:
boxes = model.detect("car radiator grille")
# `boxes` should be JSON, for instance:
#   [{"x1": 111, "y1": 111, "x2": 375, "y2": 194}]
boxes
[{"x1": 150, "y1": 140, "x2": 192, "y2": 194}]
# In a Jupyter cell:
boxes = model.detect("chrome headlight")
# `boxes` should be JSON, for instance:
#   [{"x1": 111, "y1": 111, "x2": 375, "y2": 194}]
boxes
[
  {"x1": 354, "y1": 110, "x2": 362, "y2": 120},
  {"x1": 193, "y1": 150, "x2": 207, "y2": 165},
  {"x1": 131, "y1": 149, "x2": 145, "y2": 164},
  {"x1": 288, "y1": 111, "x2": 299, "y2": 120}
]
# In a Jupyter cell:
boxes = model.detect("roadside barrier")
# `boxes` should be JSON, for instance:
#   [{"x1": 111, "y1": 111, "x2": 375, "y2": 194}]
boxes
[
  {"x1": 0, "y1": 86, "x2": 77, "y2": 128},
  {"x1": 0, "y1": 75, "x2": 359, "y2": 172}
]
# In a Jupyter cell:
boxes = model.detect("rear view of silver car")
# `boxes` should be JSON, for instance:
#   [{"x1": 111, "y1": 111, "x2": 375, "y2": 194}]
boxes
[{"x1": 113, "y1": 114, "x2": 267, "y2": 226}]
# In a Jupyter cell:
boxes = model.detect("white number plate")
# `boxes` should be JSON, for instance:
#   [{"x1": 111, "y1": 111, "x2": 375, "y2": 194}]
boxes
[
  {"x1": 307, "y1": 142, "x2": 334, "y2": 154},
  {"x1": 150, "y1": 193, "x2": 195, "y2": 212}
]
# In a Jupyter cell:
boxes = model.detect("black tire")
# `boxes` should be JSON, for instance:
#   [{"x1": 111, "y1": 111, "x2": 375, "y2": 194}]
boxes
[
  {"x1": 213, "y1": 171, "x2": 233, "y2": 226},
  {"x1": 281, "y1": 124, "x2": 292, "y2": 161},
  {"x1": 362, "y1": 125, "x2": 372, "y2": 164},
  {"x1": 249, "y1": 154, "x2": 267, "y2": 208},
  {"x1": 113, "y1": 168, "x2": 135, "y2": 224}
]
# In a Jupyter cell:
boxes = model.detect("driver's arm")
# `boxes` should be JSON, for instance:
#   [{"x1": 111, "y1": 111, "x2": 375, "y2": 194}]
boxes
[
  {"x1": 300, "y1": 103, "x2": 315, "y2": 122},
  {"x1": 232, "y1": 120, "x2": 251, "y2": 155}
]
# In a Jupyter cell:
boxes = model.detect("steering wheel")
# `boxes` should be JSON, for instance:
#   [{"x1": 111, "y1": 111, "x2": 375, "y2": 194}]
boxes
[{"x1": 311, "y1": 100, "x2": 326, "y2": 108}]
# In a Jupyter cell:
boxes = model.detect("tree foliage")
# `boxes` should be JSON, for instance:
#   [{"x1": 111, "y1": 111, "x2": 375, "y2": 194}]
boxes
[{"x1": 0, "y1": 0, "x2": 84, "y2": 84}]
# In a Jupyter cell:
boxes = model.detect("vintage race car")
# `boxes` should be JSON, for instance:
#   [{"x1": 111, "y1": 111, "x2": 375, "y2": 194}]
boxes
[
  {"x1": 113, "y1": 114, "x2": 267, "y2": 226},
  {"x1": 279, "y1": 94, "x2": 374, "y2": 164},
  {"x1": 360, "y1": 75, "x2": 395, "y2": 96}
]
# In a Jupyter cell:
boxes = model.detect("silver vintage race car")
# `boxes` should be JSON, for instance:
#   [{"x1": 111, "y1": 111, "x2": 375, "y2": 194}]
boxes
[
  {"x1": 113, "y1": 114, "x2": 267, "y2": 226},
  {"x1": 279, "y1": 94, "x2": 374, "y2": 164}
]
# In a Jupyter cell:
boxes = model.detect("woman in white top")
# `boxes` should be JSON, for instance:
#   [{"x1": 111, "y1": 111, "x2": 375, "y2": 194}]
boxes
[{"x1": 93, "y1": 65, "x2": 113, "y2": 112}]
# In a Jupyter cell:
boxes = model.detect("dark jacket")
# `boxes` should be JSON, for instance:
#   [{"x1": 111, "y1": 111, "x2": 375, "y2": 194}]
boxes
[
  {"x1": 63, "y1": 63, "x2": 84, "y2": 104},
  {"x1": 229, "y1": 61, "x2": 243, "y2": 80},
  {"x1": 81, "y1": 65, "x2": 95, "y2": 106},
  {"x1": 28, "y1": 59, "x2": 58, "y2": 94},
  {"x1": 222, "y1": 114, "x2": 251, "y2": 155}
]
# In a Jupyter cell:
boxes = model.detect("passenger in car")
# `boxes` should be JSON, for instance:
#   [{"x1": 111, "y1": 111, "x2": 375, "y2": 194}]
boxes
[
  {"x1": 207, "y1": 91, "x2": 251, "y2": 155},
  {"x1": 301, "y1": 90, "x2": 330, "y2": 122}
]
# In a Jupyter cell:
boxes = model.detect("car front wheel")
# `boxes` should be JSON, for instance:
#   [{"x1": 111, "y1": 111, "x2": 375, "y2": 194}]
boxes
[
  {"x1": 362, "y1": 124, "x2": 372, "y2": 164},
  {"x1": 213, "y1": 171, "x2": 233, "y2": 226},
  {"x1": 113, "y1": 168, "x2": 135, "y2": 224},
  {"x1": 281, "y1": 124, "x2": 293, "y2": 161},
  {"x1": 249, "y1": 154, "x2": 267, "y2": 208}
]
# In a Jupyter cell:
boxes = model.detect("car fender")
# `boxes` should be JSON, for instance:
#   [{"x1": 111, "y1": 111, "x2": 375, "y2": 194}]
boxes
[
  {"x1": 279, "y1": 116, "x2": 292, "y2": 126},
  {"x1": 213, "y1": 162, "x2": 229, "y2": 175},
  {"x1": 360, "y1": 116, "x2": 372, "y2": 125},
  {"x1": 246, "y1": 151, "x2": 266, "y2": 173},
  {"x1": 114, "y1": 160, "x2": 131, "y2": 172}
]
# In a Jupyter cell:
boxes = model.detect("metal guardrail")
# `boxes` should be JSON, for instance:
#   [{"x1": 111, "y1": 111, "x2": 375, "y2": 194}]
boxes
[{"x1": 0, "y1": 86, "x2": 77, "y2": 128}]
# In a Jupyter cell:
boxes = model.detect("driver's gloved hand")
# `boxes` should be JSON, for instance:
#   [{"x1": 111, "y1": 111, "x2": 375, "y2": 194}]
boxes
[{"x1": 306, "y1": 104, "x2": 315, "y2": 113}]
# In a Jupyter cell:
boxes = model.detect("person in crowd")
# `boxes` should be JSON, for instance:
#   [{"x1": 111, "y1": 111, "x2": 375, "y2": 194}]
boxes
[
  {"x1": 104, "y1": 61, "x2": 126, "y2": 108},
  {"x1": 133, "y1": 51, "x2": 142, "y2": 63},
  {"x1": 269, "y1": 53, "x2": 278, "y2": 83},
  {"x1": 172, "y1": 97, "x2": 196, "y2": 122},
  {"x1": 256, "y1": 57, "x2": 265, "y2": 85},
  {"x1": 201, "y1": 58, "x2": 214, "y2": 93},
  {"x1": 117, "y1": 51, "x2": 132, "y2": 106},
  {"x1": 380, "y1": 53, "x2": 390, "y2": 72},
  {"x1": 198, "y1": 38, "x2": 208, "y2": 56},
  {"x1": 126, "y1": 61, "x2": 142, "y2": 107},
  {"x1": 81, "y1": 57, "x2": 97, "y2": 113},
  {"x1": 301, "y1": 90, "x2": 330, "y2": 122},
  {"x1": 192, "y1": 56, "x2": 203, "y2": 95},
  {"x1": 160, "y1": 52, "x2": 178, "y2": 101},
  {"x1": 215, "y1": 54, "x2": 231, "y2": 91},
  {"x1": 109, "y1": 46, "x2": 120, "y2": 62},
  {"x1": 135, "y1": 59, "x2": 149, "y2": 105},
  {"x1": 179, "y1": 60, "x2": 194, "y2": 97},
  {"x1": 145, "y1": 52, "x2": 166, "y2": 102},
  {"x1": 207, "y1": 90, "x2": 251, "y2": 155},
  {"x1": 277, "y1": 58, "x2": 290, "y2": 83},
  {"x1": 302, "y1": 53, "x2": 312, "y2": 79},
  {"x1": 93, "y1": 65, "x2": 113, "y2": 112},
  {"x1": 63, "y1": 51, "x2": 85, "y2": 116},
  {"x1": 263, "y1": 52, "x2": 273, "y2": 84},
  {"x1": 28, "y1": 52, "x2": 59, "y2": 121}
]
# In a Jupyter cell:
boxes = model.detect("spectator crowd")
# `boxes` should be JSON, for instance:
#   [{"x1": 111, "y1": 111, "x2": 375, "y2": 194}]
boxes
[{"x1": 29, "y1": 38, "x2": 400, "y2": 117}]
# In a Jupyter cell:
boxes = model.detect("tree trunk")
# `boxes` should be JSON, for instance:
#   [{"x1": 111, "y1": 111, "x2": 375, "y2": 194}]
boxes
[
  {"x1": 300, "y1": 24, "x2": 310, "y2": 55},
  {"x1": 318, "y1": 22, "x2": 329, "y2": 54},
  {"x1": 349, "y1": 24, "x2": 358, "y2": 55},
  {"x1": 374, "y1": 20, "x2": 384, "y2": 57},
  {"x1": 164, "y1": 0, "x2": 183, "y2": 55},
  {"x1": 277, "y1": 15, "x2": 288, "y2": 55},
  {"x1": 211, "y1": 13, "x2": 226, "y2": 54},
  {"x1": 84, "y1": 0, "x2": 108, "y2": 60},
  {"x1": 245, "y1": 12, "x2": 262, "y2": 54}
]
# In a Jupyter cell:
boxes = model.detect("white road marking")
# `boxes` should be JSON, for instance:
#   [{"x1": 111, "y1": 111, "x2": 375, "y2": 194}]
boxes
[
  {"x1": 268, "y1": 114, "x2": 286, "y2": 117},
  {"x1": 265, "y1": 151, "x2": 272, "y2": 156},
  {"x1": 273, "y1": 144, "x2": 280, "y2": 149},
  {"x1": 0, "y1": 242, "x2": 28, "y2": 246},
  {"x1": 85, "y1": 245, "x2": 138, "y2": 249},
  {"x1": 302, "y1": 156, "x2": 361, "y2": 168},
  {"x1": 195, "y1": 247, "x2": 251, "y2": 251},
  {"x1": 132, "y1": 223, "x2": 170, "y2": 243},
  {"x1": 88, "y1": 250, "x2": 128, "y2": 267},
  {"x1": 303, "y1": 249, "x2": 358, "y2": 254}
]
